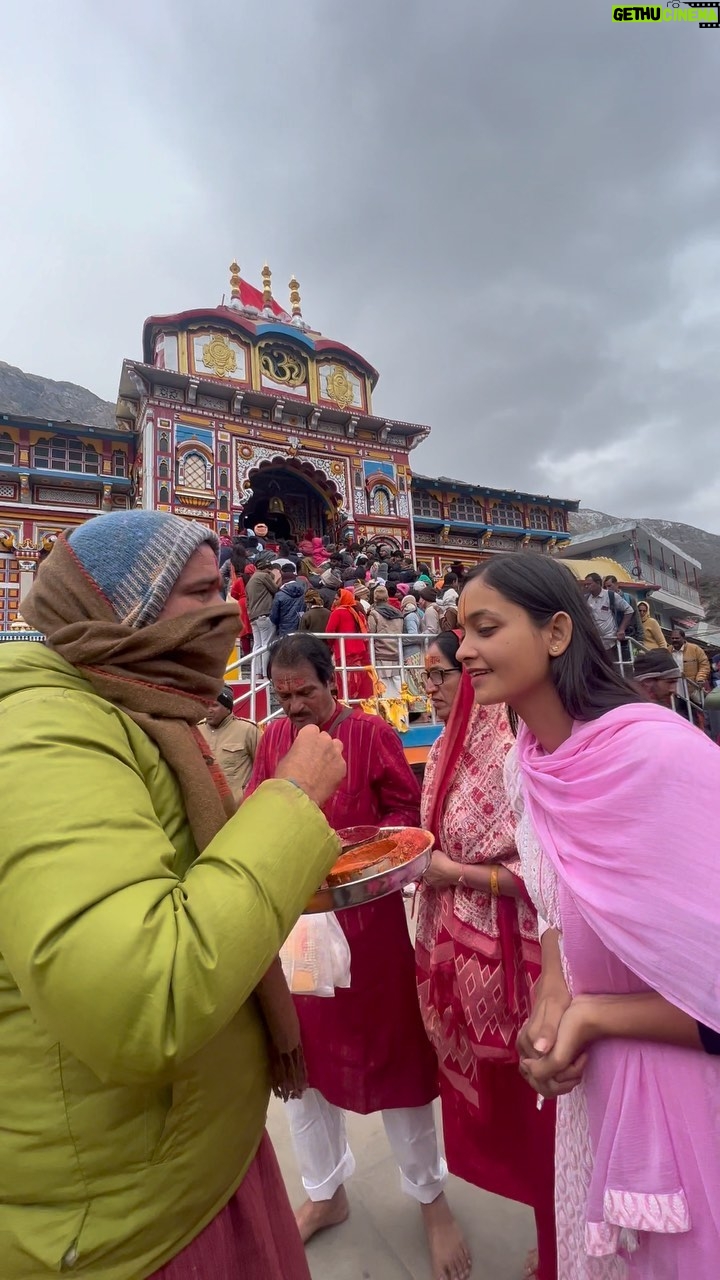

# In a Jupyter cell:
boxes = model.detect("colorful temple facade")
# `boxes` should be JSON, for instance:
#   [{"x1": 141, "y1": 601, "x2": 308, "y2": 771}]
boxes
[
  {"x1": 412, "y1": 474, "x2": 575, "y2": 572},
  {"x1": 0, "y1": 265, "x2": 577, "y2": 624},
  {"x1": 0, "y1": 414, "x2": 134, "y2": 628}
]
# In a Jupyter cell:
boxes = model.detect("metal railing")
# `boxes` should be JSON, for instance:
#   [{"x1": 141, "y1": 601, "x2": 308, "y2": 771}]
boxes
[
  {"x1": 226, "y1": 631, "x2": 438, "y2": 728},
  {"x1": 638, "y1": 564, "x2": 701, "y2": 607},
  {"x1": 228, "y1": 631, "x2": 708, "y2": 730},
  {"x1": 608, "y1": 636, "x2": 706, "y2": 723},
  {"x1": 0, "y1": 625, "x2": 708, "y2": 731}
]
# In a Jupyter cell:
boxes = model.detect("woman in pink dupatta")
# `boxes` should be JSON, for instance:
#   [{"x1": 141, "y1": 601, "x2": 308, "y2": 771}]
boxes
[
  {"x1": 416, "y1": 633, "x2": 557, "y2": 1280},
  {"x1": 457, "y1": 553, "x2": 720, "y2": 1280}
]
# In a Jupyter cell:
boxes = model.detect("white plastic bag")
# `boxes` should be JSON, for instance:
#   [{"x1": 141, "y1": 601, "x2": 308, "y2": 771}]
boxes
[{"x1": 280, "y1": 913, "x2": 352, "y2": 998}]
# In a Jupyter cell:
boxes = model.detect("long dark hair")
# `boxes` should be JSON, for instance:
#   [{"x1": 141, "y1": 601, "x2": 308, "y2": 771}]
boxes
[
  {"x1": 230, "y1": 545, "x2": 249, "y2": 575},
  {"x1": 467, "y1": 554, "x2": 645, "y2": 721}
]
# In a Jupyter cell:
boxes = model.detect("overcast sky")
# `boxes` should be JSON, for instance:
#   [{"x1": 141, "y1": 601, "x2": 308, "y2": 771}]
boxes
[{"x1": 1, "y1": 2, "x2": 719, "y2": 530}]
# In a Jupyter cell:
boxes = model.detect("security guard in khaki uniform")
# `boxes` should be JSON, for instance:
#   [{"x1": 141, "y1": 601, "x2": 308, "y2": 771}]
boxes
[{"x1": 199, "y1": 686, "x2": 261, "y2": 805}]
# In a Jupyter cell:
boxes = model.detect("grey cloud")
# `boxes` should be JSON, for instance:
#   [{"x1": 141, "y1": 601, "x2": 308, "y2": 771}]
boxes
[{"x1": 1, "y1": 1, "x2": 719, "y2": 530}]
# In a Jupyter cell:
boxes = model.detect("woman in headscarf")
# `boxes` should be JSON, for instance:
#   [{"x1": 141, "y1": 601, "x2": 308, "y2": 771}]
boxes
[
  {"x1": 310, "y1": 536, "x2": 327, "y2": 568},
  {"x1": 637, "y1": 599, "x2": 668, "y2": 650},
  {"x1": 458, "y1": 553, "x2": 720, "y2": 1279},
  {"x1": 226, "y1": 544, "x2": 252, "y2": 654},
  {"x1": 419, "y1": 587, "x2": 442, "y2": 636},
  {"x1": 417, "y1": 633, "x2": 556, "y2": 1280},
  {"x1": 401, "y1": 593, "x2": 425, "y2": 706},
  {"x1": 0, "y1": 510, "x2": 345, "y2": 1280},
  {"x1": 326, "y1": 587, "x2": 374, "y2": 702},
  {"x1": 298, "y1": 589, "x2": 331, "y2": 634}
]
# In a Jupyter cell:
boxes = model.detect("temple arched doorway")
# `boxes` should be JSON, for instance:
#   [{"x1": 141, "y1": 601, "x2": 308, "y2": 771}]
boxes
[{"x1": 239, "y1": 460, "x2": 342, "y2": 543}]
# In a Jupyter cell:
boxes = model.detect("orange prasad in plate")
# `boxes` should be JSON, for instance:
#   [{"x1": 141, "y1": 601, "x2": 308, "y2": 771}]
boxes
[
  {"x1": 326, "y1": 829, "x2": 432, "y2": 888},
  {"x1": 326, "y1": 838, "x2": 399, "y2": 886}
]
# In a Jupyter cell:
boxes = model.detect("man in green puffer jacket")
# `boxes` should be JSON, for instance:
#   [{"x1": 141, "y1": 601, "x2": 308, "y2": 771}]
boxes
[{"x1": 0, "y1": 510, "x2": 345, "y2": 1280}]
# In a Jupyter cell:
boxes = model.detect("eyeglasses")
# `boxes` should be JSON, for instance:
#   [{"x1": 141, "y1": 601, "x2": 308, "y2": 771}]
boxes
[{"x1": 423, "y1": 667, "x2": 460, "y2": 688}]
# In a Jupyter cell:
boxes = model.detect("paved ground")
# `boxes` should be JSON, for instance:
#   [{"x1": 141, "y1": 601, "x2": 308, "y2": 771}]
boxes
[{"x1": 267, "y1": 1097, "x2": 536, "y2": 1280}]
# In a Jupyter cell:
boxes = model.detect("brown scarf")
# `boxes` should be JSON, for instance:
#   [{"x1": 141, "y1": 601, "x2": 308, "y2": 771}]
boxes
[{"x1": 22, "y1": 535, "x2": 306, "y2": 1100}]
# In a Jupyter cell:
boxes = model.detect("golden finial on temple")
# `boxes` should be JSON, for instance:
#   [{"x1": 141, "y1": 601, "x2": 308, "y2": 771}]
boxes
[
  {"x1": 229, "y1": 260, "x2": 241, "y2": 301},
  {"x1": 289, "y1": 275, "x2": 302, "y2": 317},
  {"x1": 261, "y1": 263, "x2": 273, "y2": 307}
]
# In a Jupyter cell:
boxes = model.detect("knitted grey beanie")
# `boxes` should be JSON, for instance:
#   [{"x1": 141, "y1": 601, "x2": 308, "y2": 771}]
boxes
[{"x1": 68, "y1": 510, "x2": 219, "y2": 628}]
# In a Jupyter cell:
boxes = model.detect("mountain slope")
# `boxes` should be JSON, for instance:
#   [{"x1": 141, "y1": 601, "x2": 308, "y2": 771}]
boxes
[
  {"x1": 569, "y1": 509, "x2": 720, "y2": 578},
  {"x1": 570, "y1": 509, "x2": 720, "y2": 622},
  {"x1": 0, "y1": 361, "x2": 116, "y2": 431}
]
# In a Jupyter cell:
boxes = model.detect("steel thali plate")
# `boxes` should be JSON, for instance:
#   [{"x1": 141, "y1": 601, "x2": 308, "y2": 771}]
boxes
[{"x1": 304, "y1": 827, "x2": 434, "y2": 915}]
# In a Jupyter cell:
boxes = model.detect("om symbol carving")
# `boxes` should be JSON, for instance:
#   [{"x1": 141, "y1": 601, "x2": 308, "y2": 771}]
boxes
[{"x1": 260, "y1": 344, "x2": 307, "y2": 388}]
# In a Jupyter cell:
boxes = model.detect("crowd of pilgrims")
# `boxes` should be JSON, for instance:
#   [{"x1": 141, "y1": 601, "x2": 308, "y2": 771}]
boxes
[{"x1": 1, "y1": 509, "x2": 719, "y2": 1280}]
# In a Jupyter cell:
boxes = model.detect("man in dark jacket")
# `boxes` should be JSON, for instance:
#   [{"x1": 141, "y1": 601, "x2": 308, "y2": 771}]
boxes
[{"x1": 270, "y1": 572, "x2": 306, "y2": 637}]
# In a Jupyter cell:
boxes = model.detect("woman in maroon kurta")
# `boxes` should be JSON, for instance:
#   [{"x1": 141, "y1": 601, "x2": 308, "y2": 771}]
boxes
[
  {"x1": 246, "y1": 634, "x2": 471, "y2": 1280},
  {"x1": 418, "y1": 647, "x2": 556, "y2": 1280}
]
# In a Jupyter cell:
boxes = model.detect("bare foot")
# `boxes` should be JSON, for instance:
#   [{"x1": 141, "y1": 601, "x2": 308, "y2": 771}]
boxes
[
  {"x1": 295, "y1": 1185, "x2": 350, "y2": 1245},
  {"x1": 421, "y1": 1192, "x2": 472, "y2": 1280}
]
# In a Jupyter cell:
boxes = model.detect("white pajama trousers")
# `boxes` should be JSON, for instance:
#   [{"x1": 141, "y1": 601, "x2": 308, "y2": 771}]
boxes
[{"x1": 285, "y1": 1089, "x2": 448, "y2": 1204}]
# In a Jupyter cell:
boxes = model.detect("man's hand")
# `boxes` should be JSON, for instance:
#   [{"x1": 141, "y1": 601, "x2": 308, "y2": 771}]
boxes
[{"x1": 274, "y1": 725, "x2": 346, "y2": 809}]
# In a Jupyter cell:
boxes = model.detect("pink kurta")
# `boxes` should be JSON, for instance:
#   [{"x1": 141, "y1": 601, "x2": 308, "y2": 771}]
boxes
[
  {"x1": 246, "y1": 708, "x2": 438, "y2": 1114},
  {"x1": 508, "y1": 712, "x2": 720, "y2": 1280}
]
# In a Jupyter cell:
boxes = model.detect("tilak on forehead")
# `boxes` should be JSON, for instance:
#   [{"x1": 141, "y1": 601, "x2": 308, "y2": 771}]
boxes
[
  {"x1": 425, "y1": 652, "x2": 446, "y2": 668},
  {"x1": 273, "y1": 675, "x2": 315, "y2": 694}
]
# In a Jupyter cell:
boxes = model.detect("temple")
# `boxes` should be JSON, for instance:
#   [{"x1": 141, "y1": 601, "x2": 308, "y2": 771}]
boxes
[
  {"x1": 412, "y1": 474, "x2": 576, "y2": 569},
  {"x1": 0, "y1": 264, "x2": 577, "y2": 625}
]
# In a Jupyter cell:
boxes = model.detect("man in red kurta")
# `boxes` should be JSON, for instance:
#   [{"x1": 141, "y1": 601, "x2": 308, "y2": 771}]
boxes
[{"x1": 246, "y1": 634, "x2": 471, "y2": 1280}]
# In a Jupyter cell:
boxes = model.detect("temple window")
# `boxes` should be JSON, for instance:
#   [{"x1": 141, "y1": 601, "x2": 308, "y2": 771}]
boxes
[
  {"x1": 178, "y1": 449, "x2": 212, "y2": 491},
  {"x1": 158, "y1": 460, "x2": 169, "y2": 480},
  {"x1": 33, "y1": 436, "x2": 100, "y2": 475},
  {"x1": 219, "y1": 494, "x2": 229, "y2": 513},
  {"x1": 371, "y1": 486, "x2": 394, "y2": 516},
  {"x1": 219, "y1": 444, "x2": 229, "y2": 466},
  {"x1": 491, "y1": 502, "x2": 524, "y2": 528},
  {"x1": 551, "y1": 510, "x2": 566, "y2": 532},
  {"x1": 448, "y1": 496, "x2": 484, "y2": 522},
  {"x1": 412, "y1": 492, "x2": 442, "y2": 519},
  {"x1": 529, "y1": 506, "x2": 550, "y2": 530},
  {"x1": 112, "y1": 450, "x2": 127, "y2": 478},
  {"x1": 158, "y1": 431, "x2": 170, "y2": 452},
  {"x1": 0, "y1": 433, "x2": 16, "y2": 466},
  {"x1": 219, "y1": 469, "x2": 229, "y2": 488},
  {"x1": 159, "y1": 484, "x2": 170, "y2": 504}
]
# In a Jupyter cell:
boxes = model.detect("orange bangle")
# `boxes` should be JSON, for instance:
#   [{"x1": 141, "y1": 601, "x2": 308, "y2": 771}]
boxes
[{"x1": 489, "y1": 867, "x2": 500, "y2": 897}]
